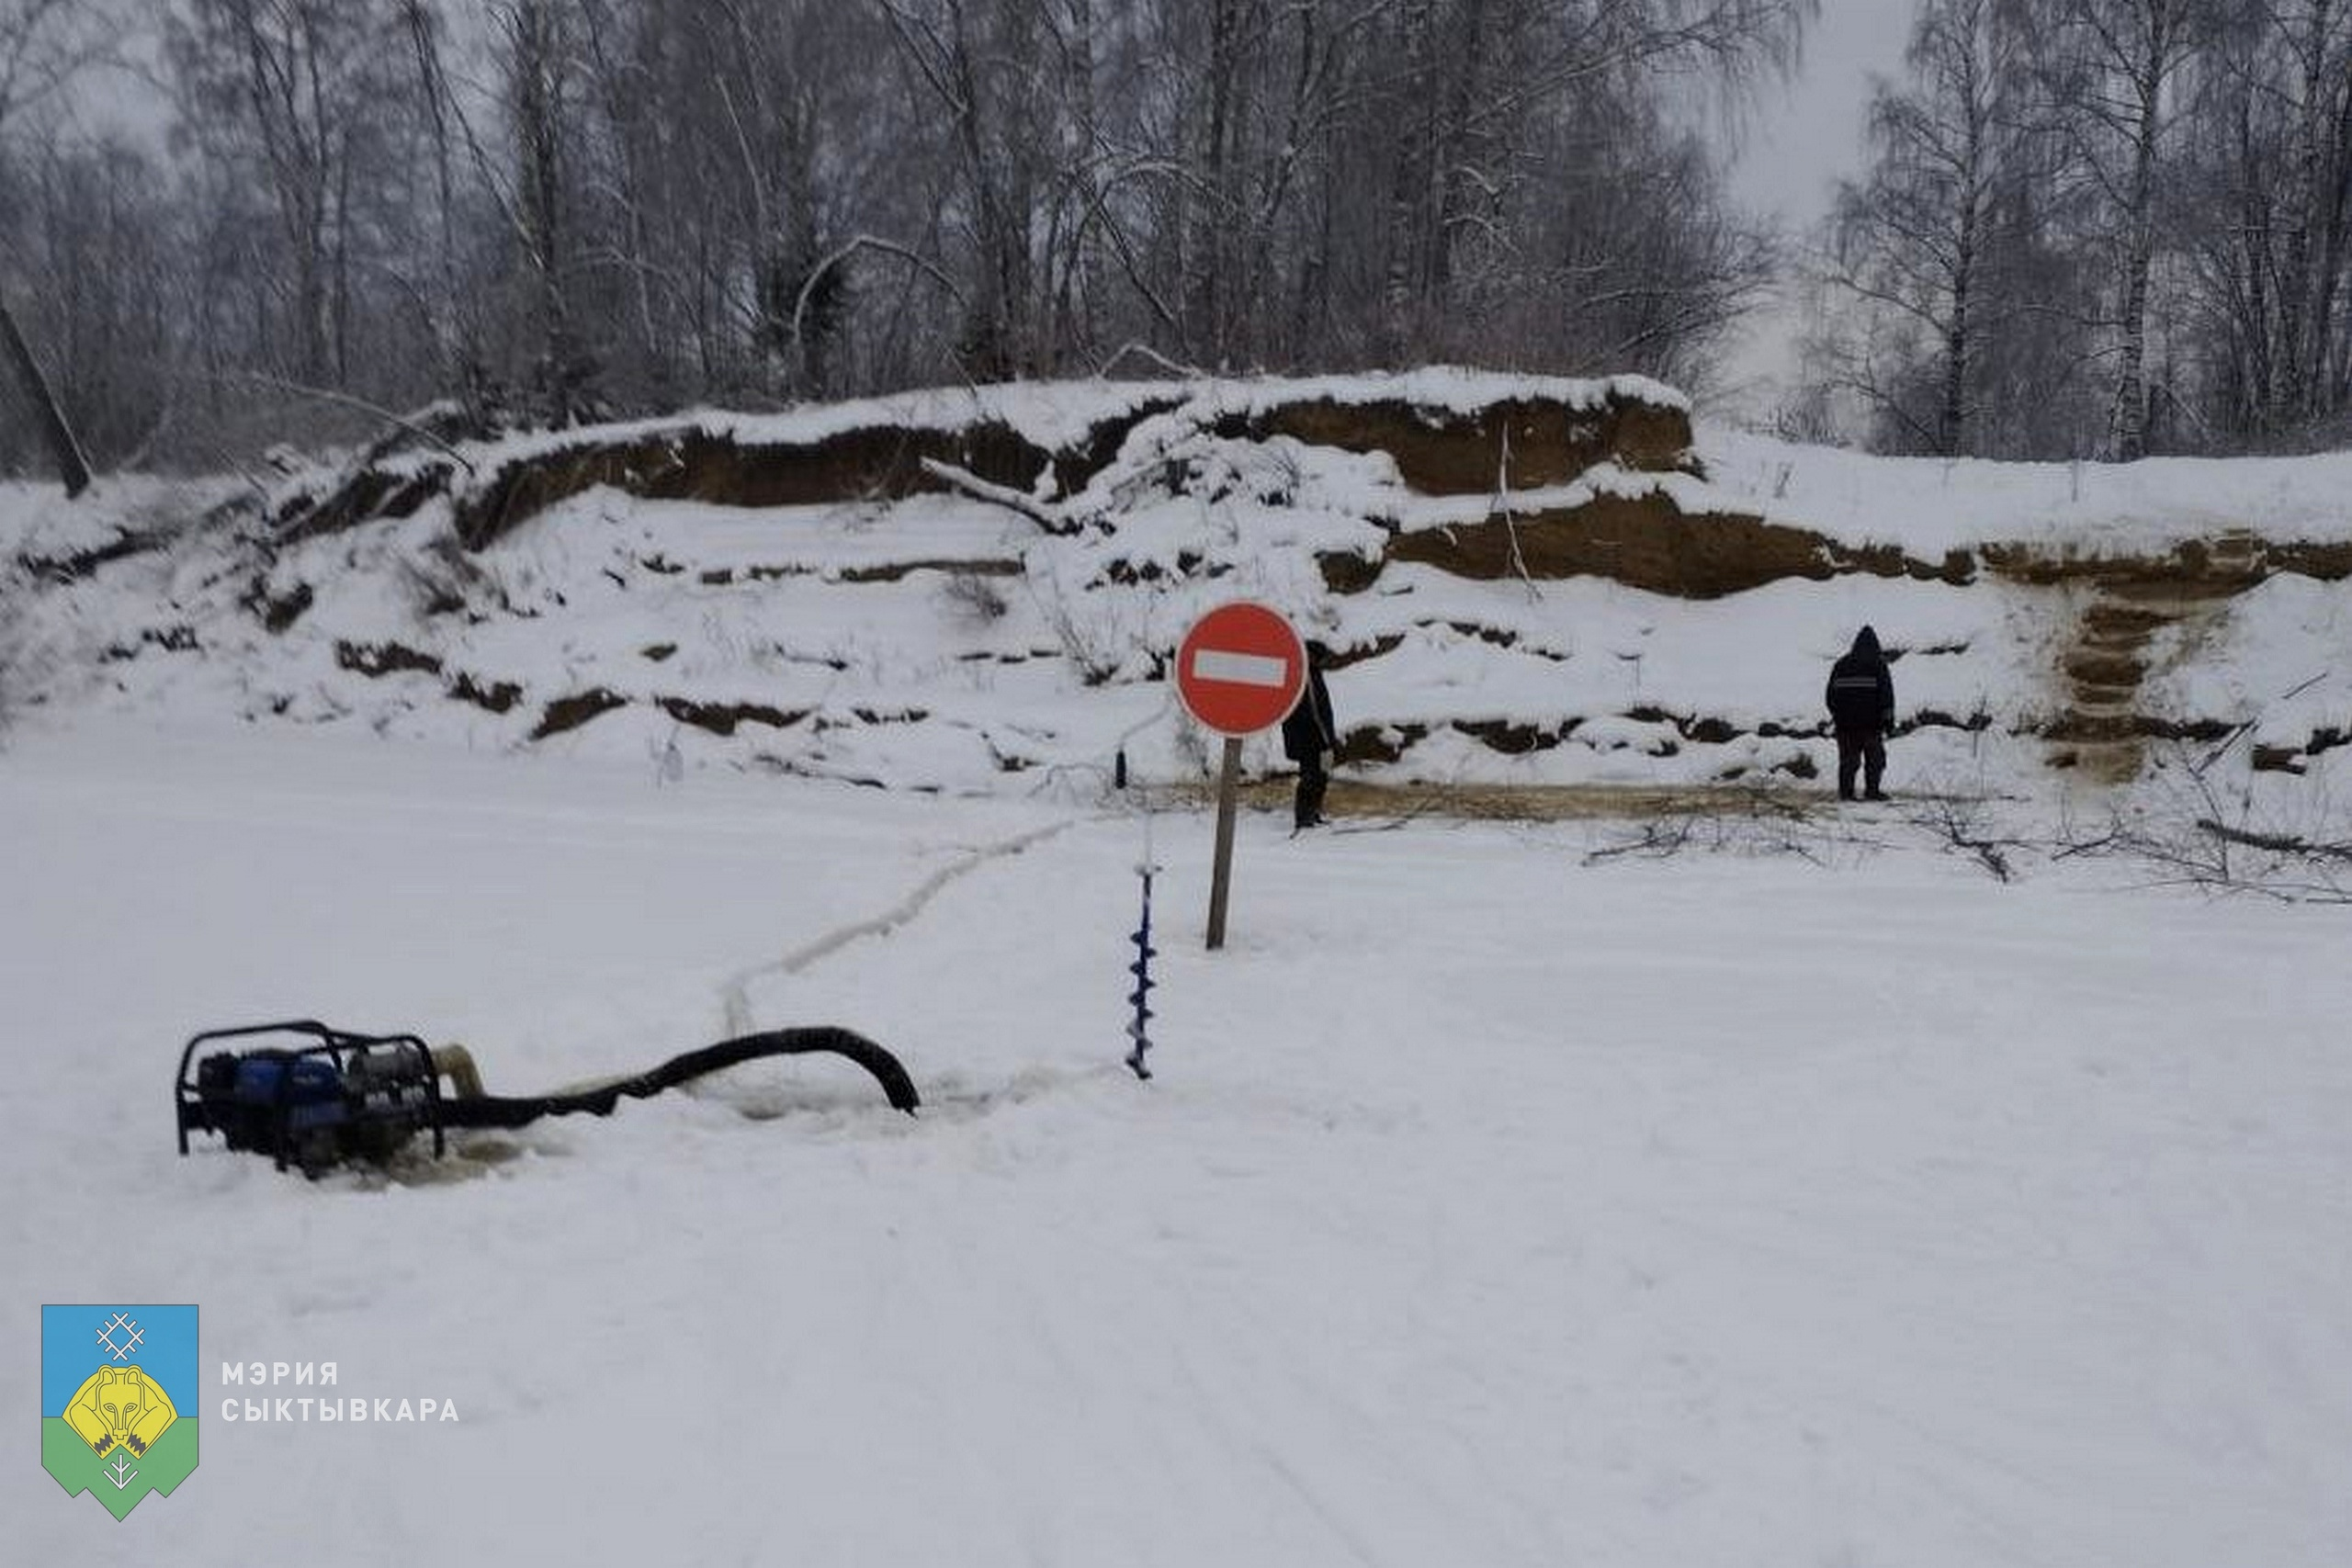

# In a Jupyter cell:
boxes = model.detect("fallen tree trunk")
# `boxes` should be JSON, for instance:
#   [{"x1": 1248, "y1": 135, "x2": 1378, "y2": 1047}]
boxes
[
  {"x1": 0, "y1": 294, "x2": 92, "y2": 498},
  {"x1": 2195, "y1": 817, "x2": 2352, "y2": 862}
]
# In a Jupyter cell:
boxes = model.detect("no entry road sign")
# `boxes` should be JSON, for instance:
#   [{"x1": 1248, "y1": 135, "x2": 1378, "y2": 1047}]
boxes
[{"x1": 1175, "y1": 602, "x2": 1306, "y2": 737}]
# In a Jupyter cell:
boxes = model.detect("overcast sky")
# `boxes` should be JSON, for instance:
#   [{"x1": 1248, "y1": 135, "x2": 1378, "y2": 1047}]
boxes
[
  {"x1": 1712, "y1": 0, "x2": 1921, "y2": 417},
  {"x1": 1731, "y1": 0, "x2": 1918, "y2": 228}
]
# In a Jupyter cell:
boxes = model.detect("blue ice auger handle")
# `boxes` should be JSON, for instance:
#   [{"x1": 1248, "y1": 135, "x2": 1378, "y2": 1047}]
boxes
[{"x1": 1125, "y1": 867, "x2": 1157, "y2": 1080}]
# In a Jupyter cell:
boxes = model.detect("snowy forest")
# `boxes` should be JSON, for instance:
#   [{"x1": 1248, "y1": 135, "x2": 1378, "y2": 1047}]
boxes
[{"x1": 0, "y1": 0, "x2": 2348, "y2": 476}]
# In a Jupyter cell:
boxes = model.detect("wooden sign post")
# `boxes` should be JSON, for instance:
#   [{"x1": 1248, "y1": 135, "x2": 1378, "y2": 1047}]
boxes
[{"x1": 1173, "y1": 603, "x2": 1306, "y2": 951}]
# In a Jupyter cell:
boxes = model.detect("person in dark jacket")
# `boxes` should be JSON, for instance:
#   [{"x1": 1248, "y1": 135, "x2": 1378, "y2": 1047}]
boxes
[
  {"x1": 1282, "y1": 641, "x2": 1340, "y2": 830},
  {"x1": 1825, "y1": 625, "x2": 1895, "y2": 801}
]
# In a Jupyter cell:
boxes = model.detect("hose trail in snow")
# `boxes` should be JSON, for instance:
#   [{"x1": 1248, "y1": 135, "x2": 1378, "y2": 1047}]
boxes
[{"x1": 718, "y1": 819, "x2": 1074, "y2": 1035}]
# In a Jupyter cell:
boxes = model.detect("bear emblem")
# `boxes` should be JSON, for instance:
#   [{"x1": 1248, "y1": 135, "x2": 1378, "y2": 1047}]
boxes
[{"x1": 65, "y1": 1367, "x2": 177, "y2": 1458}]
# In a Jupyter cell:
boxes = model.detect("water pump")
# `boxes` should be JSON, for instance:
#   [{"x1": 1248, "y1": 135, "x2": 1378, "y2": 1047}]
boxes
[{"x1": 175, "y1": 1019, "x2": 919, "y2": 1174}]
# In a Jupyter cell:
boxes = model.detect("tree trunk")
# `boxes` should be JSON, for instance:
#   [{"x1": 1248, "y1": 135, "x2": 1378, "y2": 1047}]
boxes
[
  {"x1": 1046, "y1": 0, "x2": 1106, "y2": 367},
  {"x1": 402, "y1": 0, "x2": 464, "y2": 383},
  {"x1": 1192, "y1": 0, "x2": 1239, "y2": 362},
  {"x1": 1943, "y1": 242, "x2": 1973, "y2": 455},
  {"x1": 507, "y1": 0, "x2": 575, "y2": 414},
  {"x1": 2109, "y1": 46, "x2": 2164, "y2": 461},
  {"x1": 1942, "y1": 24, "x2": 1984, "y2": 457},
  {"x1": 0, "y1": 294, "x2": 93, "y2": 497},
  {"x1": 2308, "y1": 1, "x2": 2352, "y2": 419},
  {"x1": 2273, "y1": 0, "x2": 2335, "y2": 421},
  {"x1": 1427, "y1": 0, "x2": 1489, "y2": 307},
  {"x1": 1378, "y1": 3, "x2": 1437, "y2": 360}
]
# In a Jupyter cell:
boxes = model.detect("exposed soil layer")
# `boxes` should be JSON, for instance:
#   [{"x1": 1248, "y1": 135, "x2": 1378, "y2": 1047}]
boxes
[
  {"x1": 657, "y1": 697, "x2": 809, "y2": 736},
  {"x1": 273, "y1": 382, "x2": 1702, "y2": 550},
  {"x1": 246, "y1": 580, "x2": 314, "y2": 632},
  {"x1": 222, "y1": 379, "x2": 2352, "y2": 791},
  {"x1": 1982, "y1": 531, "x2": 2352, "y2": 590},
  {"x1": 1978, "y1": 534, "x2": 2328, "y2": 784},
  {"x1": 276, "y1": 398, "x2": 1196, "y2": 551},
  {"x1": 448, "y1": 672, "x2": 524, "y2": 714},
  {"x1": 1385, "y1": 492, "x2": 1963, "y2": 598},
  {"x1": 284, "y1": 466, "x2": 448, "y2": 543},
  {"x1": 836, "y1": 557, "x2": 1023, "y2": 583},
  {"x1": 1221, "y1": 389, "x2": 1694, "y2": 494},
  {"x1": 452, "y1": 423, "x2": 1066, "y2": 549},
  {"x1": 21, "y1": 527, "x2": 167, "y2": 582},
  {"x1": 2254, "y1": 726, "x2": 2352, "y2": 774},
  {"x1": 530, "y1": 688, "x2": 628, "y2": 740},
  {"x1": 335, "y1": 639, "x2": 443, "y2": 678}
]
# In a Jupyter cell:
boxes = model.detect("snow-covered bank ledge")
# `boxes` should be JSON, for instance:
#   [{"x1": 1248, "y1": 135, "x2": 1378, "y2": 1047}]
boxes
[{"x1": 6, "y1": 368, "x2": 2352, "y2": 804}]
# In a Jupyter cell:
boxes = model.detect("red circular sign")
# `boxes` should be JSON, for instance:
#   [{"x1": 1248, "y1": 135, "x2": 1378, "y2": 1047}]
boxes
[{"x1": 1175, "y1": 602, "x2": 1306, "y2": 737}]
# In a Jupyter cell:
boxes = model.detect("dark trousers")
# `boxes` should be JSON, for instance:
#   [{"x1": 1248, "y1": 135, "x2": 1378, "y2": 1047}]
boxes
[
  {"x1": 1836, "y1": 728, "x2": 1886, "y2": 799},
  {"x1": 1294, "y1": 752, "x2": 1329, "y2": 828}
]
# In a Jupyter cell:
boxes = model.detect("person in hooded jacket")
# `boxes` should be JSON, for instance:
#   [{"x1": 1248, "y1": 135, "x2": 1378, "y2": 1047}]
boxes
[
  {"x1": 1825, "y1": 625, "x2": 1895, "y2": 801},
  {"x1": 1282, "y1": 640, "x2": 1340, "y2": 830}
]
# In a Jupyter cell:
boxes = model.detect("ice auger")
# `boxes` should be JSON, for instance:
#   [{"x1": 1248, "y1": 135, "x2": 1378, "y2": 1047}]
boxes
[{"x1": 175, "y1": 1019, "x2": 919, "y2": 1174}]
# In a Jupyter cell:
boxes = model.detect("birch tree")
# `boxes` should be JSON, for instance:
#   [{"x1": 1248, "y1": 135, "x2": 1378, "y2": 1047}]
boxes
[
  {"x1": 1826, "y1": 0, "x2": 2039, "y2": 453},
  {"x1": 2178, "y1": 0, "x2": 2352, "y2": 436},
  {"x1": 0, "y1": 0, "x2": 121, "y2": 486},
  {"x1": 168, "y1": 0, "x2": 419, "y2": 388},
  {"x1": 2042, "y1": 0, "x2": 2220, "y2": 457}
]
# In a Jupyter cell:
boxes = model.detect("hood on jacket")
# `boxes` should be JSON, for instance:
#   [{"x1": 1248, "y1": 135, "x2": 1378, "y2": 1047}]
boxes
[{"x1": 1850, "y1": 626, "x2": 1882, "y2": 657}]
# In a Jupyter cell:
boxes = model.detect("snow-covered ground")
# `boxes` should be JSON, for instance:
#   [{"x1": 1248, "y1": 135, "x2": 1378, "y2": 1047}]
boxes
[
  {"x1": 1699, "y1": 423, "x2": 2352, "y2": 556},
  {"x1": 6, "y1": 716, "x2": 2350, "y2": 1565},
  {"x1": 6, "y1": 378, "x2": 2352, "y2": 1559}
]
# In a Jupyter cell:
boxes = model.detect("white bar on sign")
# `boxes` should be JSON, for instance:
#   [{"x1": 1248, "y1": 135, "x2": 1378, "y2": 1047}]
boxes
[{"x1": 1192, "y1": 649, "x2": 1289, "y2": 687}]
